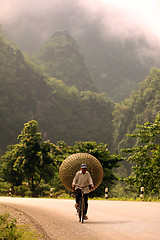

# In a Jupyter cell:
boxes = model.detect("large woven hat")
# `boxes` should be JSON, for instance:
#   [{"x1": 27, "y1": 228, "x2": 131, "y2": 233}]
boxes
[{"x1": 59, "y1": 153, "x2": 103, "y2": 191}]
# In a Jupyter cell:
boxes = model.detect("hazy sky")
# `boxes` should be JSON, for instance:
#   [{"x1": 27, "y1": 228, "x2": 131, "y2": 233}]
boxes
[
  {"x1": 0, "y1": 0, "x2": 160, "y2": 50},
  {"x1": 78, "y1": 0, "x2": 160, "y2": 40}
]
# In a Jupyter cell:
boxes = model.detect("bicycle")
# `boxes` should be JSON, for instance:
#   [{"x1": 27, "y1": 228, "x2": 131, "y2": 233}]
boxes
[{"x1": 74, "y1": 185, "x2": 89, "y2": 224}]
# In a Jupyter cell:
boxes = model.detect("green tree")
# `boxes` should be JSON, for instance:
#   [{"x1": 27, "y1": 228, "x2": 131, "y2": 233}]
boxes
[
  {"x1": 48, "y1": 141, "x2": 122, "y2": 197},
  {"x1": 122, "y1": 114, "x2": 160, "y2": 195},
  {"x1": 2, "y1": 144, "x2": 24, "y2": 187},
  {"x1": 1, "y1": 120, "x2": 60, "y2": 196}
]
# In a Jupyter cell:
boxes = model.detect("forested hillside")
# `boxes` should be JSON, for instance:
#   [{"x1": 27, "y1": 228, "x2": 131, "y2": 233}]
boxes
[
  {"x1": 0, "y1": 29, "x2": 160, "y2": 199},
  {"x1": 5, "y1": 23, "x2": 160, "y2": 102},
  {"x1": 78, "y1": 32, "x2": 160, "y2": 102},
  {"x1": 34, "y1": 31, "x2": 97, "y2": 92},
  {"x1": 0, "y1": 33, "x2": 49, "y2": 152},
  {"x1": 1, "y1": 1, "x2": 159, "y2": 199},
  {"x1": 113, "y1": 67, "x2": 160, "y2": 152},
  {"x1": 1, "y1": 29, "x2": 160, "y2": 154},
  {"x1": 0, "y1": 32, "x2": 114, "y2": 154}
]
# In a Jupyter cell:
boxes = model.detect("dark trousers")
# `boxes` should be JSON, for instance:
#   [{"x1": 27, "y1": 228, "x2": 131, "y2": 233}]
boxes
[{"x1": 75, "y1": 189, "x2": 88, "y2": 215}]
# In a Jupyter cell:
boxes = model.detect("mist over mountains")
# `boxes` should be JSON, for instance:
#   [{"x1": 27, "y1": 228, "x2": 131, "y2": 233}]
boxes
[
  {"x1": 0, "y1": 0, "x2": 159, "y2": 159},
  {"x1": 1, "y1": 0, "x2": 160, "y2": 51},
  {"x1": 1, "y1": 0, "x2": 160, "y2": 101},
  {"x1": 0, "y1": 1, "x2": 160, "y2": 197}
]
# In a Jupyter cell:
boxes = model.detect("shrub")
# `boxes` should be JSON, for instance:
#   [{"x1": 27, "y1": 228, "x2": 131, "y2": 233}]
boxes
[{"x1": 0, "y1": 213, "x2": 21, "y2": 239}]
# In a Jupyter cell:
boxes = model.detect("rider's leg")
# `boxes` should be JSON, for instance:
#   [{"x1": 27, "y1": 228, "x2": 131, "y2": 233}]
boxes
[
  {"x1": 75, "y1": 189, "x2": 82, "y2": 205},
  {"x1": 83, "y1": 193, "x2": 88, "y2": 215}
]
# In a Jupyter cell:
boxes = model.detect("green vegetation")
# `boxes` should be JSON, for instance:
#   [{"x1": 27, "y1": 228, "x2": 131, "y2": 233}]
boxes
[
  {"x1": 122, "y1": 114, "x2": 160, "y2": 196},
  {"x1": 71, "y1": 141, "x2": 122, "y2": 197},
  {"x1": 0, "y1": 213, "x2": 41, "y2": 239},
  {"x1": 0, "y1": 31, "x2": 49, "y2": 151},
  {"x1": 113, "y1": 67, "x2": 160, "y2": 153},
  {"x1": 0, "y1": 29, "x2": 159, "y2": 200},
  {"x1": 0, "y1": 120, "x2": 122, "y2": 198},
  {"x1": 0, "y1": 32, "x2": 114, "y2": 154},
  {"x1": 1, "y1": 115, "x2": 159, "y2": 199},
  {"x1": 34, "y1": 31, "x2": 96, "y2": 92},
  {"x1": 1, "y1": 120, "x2": 60, "y2": 197}
]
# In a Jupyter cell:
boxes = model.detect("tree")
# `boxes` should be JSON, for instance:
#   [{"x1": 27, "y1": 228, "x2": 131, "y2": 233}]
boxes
[
  {"x1": 2, "y1": 144, "x2": 24, "y2": 187},
  {"x1": 47, "y1": 141, "x2": 122, "y2": 197},
  {"x1": 1, "y1": 120, "x2": 60, "y2": 196},
  {"x1": 122, "y1": 113, "x2": 160, "y2": 195}
]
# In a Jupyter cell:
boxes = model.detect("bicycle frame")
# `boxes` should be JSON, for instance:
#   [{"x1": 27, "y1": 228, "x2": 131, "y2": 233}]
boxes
[
  {"x1": 78, "y1": 188, "x2": 85, "y2": 223},
  {"x1": 74, "y1": 185, "x2": 90, "y2": 223}
]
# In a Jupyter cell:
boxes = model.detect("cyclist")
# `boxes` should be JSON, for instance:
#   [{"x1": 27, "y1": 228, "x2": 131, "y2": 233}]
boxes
[{"x1": 72, "y1": 163, "x2": 94, "y2": 220}]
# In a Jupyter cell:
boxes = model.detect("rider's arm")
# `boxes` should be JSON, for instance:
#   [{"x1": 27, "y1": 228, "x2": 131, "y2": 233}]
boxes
[{"x1": 87, "y1": 172, "x2": 94, "y2": 189}]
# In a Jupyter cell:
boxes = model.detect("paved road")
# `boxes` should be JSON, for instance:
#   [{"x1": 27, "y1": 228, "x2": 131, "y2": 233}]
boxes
[{"x1": 0, "y1": 197, "x2": 160, "y2": 240}]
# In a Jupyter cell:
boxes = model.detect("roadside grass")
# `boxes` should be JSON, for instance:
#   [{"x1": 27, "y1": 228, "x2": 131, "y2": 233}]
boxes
[
  {"x1": 16, "y1": 225, "x2": 42, "y2": 240},
  {"x1": 1, "y1": 190, "x2": 159, "y2": 202},
  {"x1": 90, "y1": 197, "x2": 160, "y2": 202},
  {"x1": 0, "y1": 213, "x2": 42, "y2": 240},
  {"x1": 56, "y1": 192, "x2": 160, "y2": 202}
]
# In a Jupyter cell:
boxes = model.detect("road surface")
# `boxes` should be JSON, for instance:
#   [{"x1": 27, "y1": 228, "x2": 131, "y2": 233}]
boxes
[{"x1": 0, "y1": 197, "x2": 160, "y2": 240}]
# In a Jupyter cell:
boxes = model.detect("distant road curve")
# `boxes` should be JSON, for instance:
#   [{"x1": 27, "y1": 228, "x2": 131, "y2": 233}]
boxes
[{"x1": 0, "y1": 197, "x2": 160, "y2": 240}]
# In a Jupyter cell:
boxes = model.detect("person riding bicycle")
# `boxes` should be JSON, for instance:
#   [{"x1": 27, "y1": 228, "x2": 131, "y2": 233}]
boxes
[{"x1": 72, "y1": 163, "x2": 94, "y2": 220}]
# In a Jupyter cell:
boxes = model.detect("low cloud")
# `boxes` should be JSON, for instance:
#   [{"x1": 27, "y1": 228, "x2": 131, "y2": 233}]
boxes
[{"x1": 0, "y1": 0, "x2": 160, "y2": 52}]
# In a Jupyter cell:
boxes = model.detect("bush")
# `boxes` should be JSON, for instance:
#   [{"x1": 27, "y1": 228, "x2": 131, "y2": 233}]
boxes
[
  {"x1": 0, "y1": 213, "x2": 21, "y2": 239},
  {"x1": 0, "y1": 179, "x2": 11, "y2": 196},
  {"x1": 0, "y1": 213, "x2": 42, "y2": 239}
]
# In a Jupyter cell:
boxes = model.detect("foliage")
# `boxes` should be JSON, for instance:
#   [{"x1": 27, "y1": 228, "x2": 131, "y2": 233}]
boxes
[
  {"x1": 1, "y1": 29, "x2": 160, "y2": 198},
  {"x1": 35, "y1": 31, "x2": 96, "y2": 92},
  {"x1": 0, "y1": 213, "x2": 41, "y2": 240},
  {"x1": 0, "y1": 33, "x2": 49, "y2": 152},
  {"x1": 1, "y1": 118, "x2": 121, "y2": 198},
  {"x1": 0, "y1": 180, "x2": 11, "y2": 196},
  {"x1": 0, "y1": 213, "x2": 20, "y2": 239},
  {"x1": 1, "y1": 120, "x2": 60, "y2": 197},
  {"x1": 41, "y1": 78, "x2": 114, "y2": 147},
  {"x1": 122, "y1": 114, "x2": 160, "y2": 195},
  {"x1": 0, "y1": 32, "x2": 114, "y2": 154},
  {"x1": 47, "y1": 141, "x2": 123, "y2": 197},
  {"x1": 71, "y1": 141, "x2": 123, "y2": 197},
  {"x1": 113, "y1": 67, "x2": 160, "y2": 153}
]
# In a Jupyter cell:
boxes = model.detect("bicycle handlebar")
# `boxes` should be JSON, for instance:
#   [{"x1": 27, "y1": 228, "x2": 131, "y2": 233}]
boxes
[{"x1": 74, "y1": 184, "x2": 91, "y2": 189}]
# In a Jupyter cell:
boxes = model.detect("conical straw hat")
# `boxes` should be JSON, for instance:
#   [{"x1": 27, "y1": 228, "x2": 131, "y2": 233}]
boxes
[{"x1": 59, "y1": 153, "x2": 103, "y2": 191}]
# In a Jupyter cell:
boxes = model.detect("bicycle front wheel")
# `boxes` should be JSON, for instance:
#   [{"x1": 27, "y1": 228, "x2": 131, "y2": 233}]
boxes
[
  {"x1": 78, "y1": 200, "x2": 81, "y2": 222},
  {"x1": 81, "y1": 198, "x2": 85, "y2": 224}
]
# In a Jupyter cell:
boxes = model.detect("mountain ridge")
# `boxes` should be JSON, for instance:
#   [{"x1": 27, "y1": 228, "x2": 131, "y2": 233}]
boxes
[
  {"x1": 0, "y1": 32, "x2": 114, "y2": 153},
  {"x1": 34, "y1": 31, "x2": 97, "y2": 92}
]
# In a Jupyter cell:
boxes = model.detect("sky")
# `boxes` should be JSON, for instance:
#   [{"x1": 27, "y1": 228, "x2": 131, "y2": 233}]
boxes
[
  {"x1": 0, "y1": 0, "x2": 160, "y2": 50},
  {"x1": 79, "y1": 0, "x2": 160, "y2": 40}
]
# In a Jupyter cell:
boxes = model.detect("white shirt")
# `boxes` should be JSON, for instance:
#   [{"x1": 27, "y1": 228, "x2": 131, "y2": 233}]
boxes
[{"x1": 72, "y1": 170, "x2": 94, "y2": 194}]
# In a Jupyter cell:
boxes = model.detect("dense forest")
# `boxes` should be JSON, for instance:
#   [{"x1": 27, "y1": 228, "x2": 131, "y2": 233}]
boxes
[
  {"x1": 0, "y1": 31, "x2": 114, "y2": 153},
  {"x1": 0, "y1": 29, "x2": 159, "y2": 198},
  {"x1": 113, "y1": 67, "x2": 160, "y2": 152}
]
